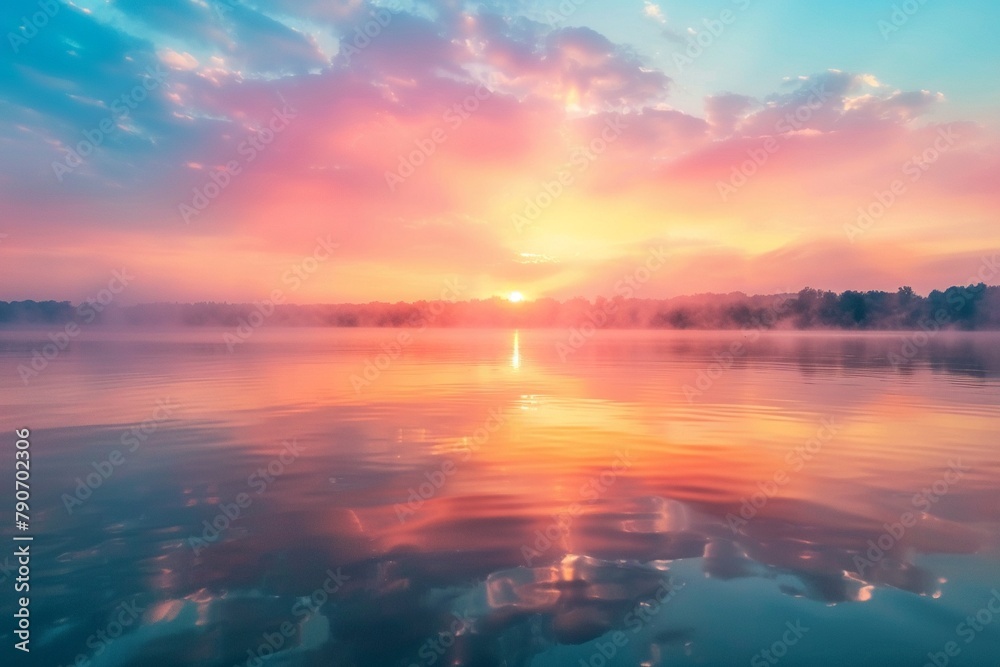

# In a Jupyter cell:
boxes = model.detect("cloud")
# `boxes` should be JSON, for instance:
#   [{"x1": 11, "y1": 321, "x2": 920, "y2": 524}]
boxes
[
  {"x1": 111, "y1": 0, "x2": 328, "y2": 74},
  {"x1": 159, "y1": 49, "x2": 199, "y2": 71},
  {"x1": 705, "y1": 93, "x2": 755, "y2": 137},
  {"x1": 643, "y1": 1, "x2": 666, "y2": 23},
  {"x1": 0, "y1": 2, "x2": 997, "y2": 302},
  {"x1": 724, "y1": 70, "x2": 945, "y2": 139},
  {"x1": 448, "y1": 17, "x2": 672, "y2": 110},
  {"x1": 536, "y1": 27, "x2": 671, "y2": 108}
]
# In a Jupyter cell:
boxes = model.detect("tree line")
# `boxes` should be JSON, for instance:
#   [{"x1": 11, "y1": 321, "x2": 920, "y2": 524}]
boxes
[{"x1": 1, "y1": 284, "x2": 997, "y2": 330}]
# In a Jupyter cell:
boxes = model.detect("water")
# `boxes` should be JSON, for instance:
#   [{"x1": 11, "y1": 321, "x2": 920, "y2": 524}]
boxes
[{"x1": 1, "y1": 328, "x2": 999, "y2": 666}]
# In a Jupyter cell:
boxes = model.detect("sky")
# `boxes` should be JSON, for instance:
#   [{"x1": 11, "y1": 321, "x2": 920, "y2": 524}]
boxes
[{"x1": 1, "y1": 0, "x2": 999, "y2": 304}]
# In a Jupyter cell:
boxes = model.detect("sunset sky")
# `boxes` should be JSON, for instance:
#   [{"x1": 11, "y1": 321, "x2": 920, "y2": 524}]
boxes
[{"x1": 2, "y1": 0, "x2": 999, "y2": 303}]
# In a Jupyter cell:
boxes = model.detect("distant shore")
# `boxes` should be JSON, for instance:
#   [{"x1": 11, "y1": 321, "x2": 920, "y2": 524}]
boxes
[{"x1": 2, "y1": 284, "x2": 998, "y2": 331}]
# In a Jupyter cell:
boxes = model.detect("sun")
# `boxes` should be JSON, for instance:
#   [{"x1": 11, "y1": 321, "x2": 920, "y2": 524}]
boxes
[{"x1": 508, "y1": 291, "x2": 525, "y2": 303}]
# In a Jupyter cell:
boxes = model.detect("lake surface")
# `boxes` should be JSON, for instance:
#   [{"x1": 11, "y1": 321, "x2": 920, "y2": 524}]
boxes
[{"x1": 1, "y1": 328, "x2": 999, "y2": 666}]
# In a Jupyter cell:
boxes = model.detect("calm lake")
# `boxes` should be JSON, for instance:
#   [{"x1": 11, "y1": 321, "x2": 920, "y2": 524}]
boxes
[{"x1": 1, "y1": 328, "x2": 999, "y2": 666}]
